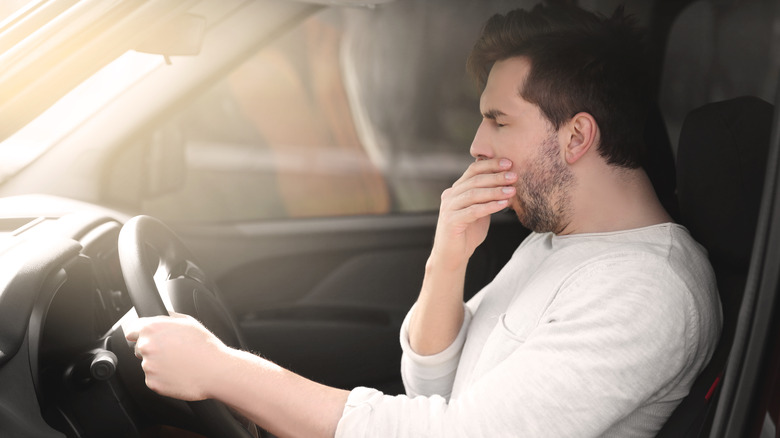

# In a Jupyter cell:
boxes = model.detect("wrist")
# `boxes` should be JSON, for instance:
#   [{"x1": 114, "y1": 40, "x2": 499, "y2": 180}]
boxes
[
  {"x1": 425, "y1": 252, "x2": 469, "y2": 275},
  {"x1": 202, "y1": 343, "x2": 241, "y2": 400}
]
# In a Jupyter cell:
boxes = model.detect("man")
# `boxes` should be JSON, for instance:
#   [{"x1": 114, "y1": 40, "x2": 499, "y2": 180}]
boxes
[{"x1": 125, "y1": 4, "x2": 721, "y2": 437}]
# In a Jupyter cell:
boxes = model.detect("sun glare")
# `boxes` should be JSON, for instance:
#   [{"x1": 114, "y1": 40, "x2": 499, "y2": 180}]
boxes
[{"x1": 0, "y1": 50, "x2": 163, "y2": 181}]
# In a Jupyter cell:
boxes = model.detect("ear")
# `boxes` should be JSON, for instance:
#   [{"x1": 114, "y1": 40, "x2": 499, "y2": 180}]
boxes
[{"x1": 561, "y1": 112, "x2": 598, "y2": 165}]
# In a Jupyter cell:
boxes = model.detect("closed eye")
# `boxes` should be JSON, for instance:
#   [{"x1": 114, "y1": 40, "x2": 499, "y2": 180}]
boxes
[{"x1": 482, "y1": 108, "x2": 508, "y2": 128}]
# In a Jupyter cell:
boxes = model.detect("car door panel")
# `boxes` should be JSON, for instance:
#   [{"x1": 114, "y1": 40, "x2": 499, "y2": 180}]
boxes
[{"x1": 173, "y1": 211, "x2": 528, "y2": 393}]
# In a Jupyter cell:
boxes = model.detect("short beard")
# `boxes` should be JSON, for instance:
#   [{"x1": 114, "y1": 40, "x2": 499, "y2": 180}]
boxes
[{"x1": 514, "y1": 133, "x2": 575, "y2": 234}]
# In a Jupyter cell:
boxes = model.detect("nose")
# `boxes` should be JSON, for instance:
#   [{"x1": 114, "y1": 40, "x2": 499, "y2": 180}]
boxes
[{"x1": 470, "y1": 119, "x2": 493, "y2": 161}]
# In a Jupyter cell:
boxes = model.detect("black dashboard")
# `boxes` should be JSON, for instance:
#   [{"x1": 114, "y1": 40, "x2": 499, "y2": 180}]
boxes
[
  {"x1": 0, "y1": 196, "x2": 250, "y2": 438},
  {"x1": 0, "y1": 211, "x2": 149, "y2": 437}
]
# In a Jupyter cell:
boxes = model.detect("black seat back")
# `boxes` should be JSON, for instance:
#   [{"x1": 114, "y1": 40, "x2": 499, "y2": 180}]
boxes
[{"x1": 656, "y1": 96, "x2": 774, "y2": 437}]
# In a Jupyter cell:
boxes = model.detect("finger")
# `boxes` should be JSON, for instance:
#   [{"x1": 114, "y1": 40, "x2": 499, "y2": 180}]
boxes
[
  {"x1": 453, "y1": 158, "x2": 513, "y2": 186},
  {"x1": 124, "y1": 320, "x2": 140, "y2": 342},
  {"x1": 443, "y1": 185, "x2": 516, "y2": 212},
  {"x1": 453, "y1": 158, "x2": 511, "y2": 186},
  {"x1": 449, "y1": 171, "x2": 518, "y2": 198},
  {"x1": 133, "y1": 333, "x2": 150, "y2": 360},
  {"x1": 443, "y1": 172, "x2": 517, "y2": 211},
  {"x1": 123, "y1": 316, "x2": 157, "y2": 341},
  {"x1": 123, "y1": 315, "x2": 167, "y2": 343},
  {"x1": 450, "y1": 199, "x2": 509, "y2": 224}
]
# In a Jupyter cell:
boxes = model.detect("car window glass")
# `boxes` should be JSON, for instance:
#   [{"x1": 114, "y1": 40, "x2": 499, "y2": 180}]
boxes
[
  {"x1": 134, "y1": 5, "x2": 465, "y2": 222},
  {"x1": 754, "y1": 318, "x2": 780, "y2": 437},
  {"x1": 137, "y1": 10, "x2": 387, "y2": 222},
  {"x1": 0, "y1": 51, "x2": 162, "y2": 183},
  {"x1": 133, "y1": 1, "x2": 538, "y2": 223},
  {"x1": 0, "y1": 1, "x2": 33, "y2": 22},
  {"x1": 132, "y1": 0, "x2": 650, "y2": 223}
]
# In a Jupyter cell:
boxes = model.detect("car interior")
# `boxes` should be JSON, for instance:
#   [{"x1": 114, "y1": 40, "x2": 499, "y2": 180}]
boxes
[
  {"x1": 0, "y1": 0, "x2": 778, "y2": 437},
  {"x1": 658, "y1": 96, "x2": 774, "y2": 437}
]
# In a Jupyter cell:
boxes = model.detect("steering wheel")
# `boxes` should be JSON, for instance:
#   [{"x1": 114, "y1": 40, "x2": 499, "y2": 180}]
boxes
[{"x1": 118, "y1": 215, "x2": 257, "y2": 438}]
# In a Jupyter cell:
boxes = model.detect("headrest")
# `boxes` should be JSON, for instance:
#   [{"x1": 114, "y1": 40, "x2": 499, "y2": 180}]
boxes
[{"x1": 676, "y1": 96, "x2": 774, "y2": 270}]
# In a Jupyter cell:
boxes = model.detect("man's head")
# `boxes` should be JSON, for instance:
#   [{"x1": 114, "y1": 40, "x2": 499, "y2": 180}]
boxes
[
  {"x1": 467, "y1": 3, "x2": 649, "y2": 169},
  {"x1": 470, "y1": 56, "x2": 577, "y2": 234}
]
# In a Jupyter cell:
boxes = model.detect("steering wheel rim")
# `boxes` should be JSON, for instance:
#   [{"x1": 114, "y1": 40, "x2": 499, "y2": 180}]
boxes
[{"x1": 118, "y1": 215, "x2": 256, "y2": 438}]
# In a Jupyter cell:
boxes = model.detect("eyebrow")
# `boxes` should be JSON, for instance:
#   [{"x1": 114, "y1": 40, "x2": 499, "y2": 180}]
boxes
[{"x1": 482, "y1": 108, "x2": 507, "y2": 120}]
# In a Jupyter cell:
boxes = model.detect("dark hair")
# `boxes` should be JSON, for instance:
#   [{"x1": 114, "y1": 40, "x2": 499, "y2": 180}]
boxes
[{"x1": 467, "y1": 3, "x2": 649, "y2": 168}]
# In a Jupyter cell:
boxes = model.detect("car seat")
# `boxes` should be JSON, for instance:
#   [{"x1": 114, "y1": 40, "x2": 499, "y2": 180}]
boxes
[{"x1": 655, "y1": 95, "x2": 774, "y2": 437}]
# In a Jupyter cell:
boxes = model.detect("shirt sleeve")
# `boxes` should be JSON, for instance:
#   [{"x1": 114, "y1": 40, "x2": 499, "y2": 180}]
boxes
[
  {"x1": 335, "y1": 257, "x2": 715, "y2": 438},
  {"x1": 399, "y1": 303, "x2": 473, "y2": 399}
]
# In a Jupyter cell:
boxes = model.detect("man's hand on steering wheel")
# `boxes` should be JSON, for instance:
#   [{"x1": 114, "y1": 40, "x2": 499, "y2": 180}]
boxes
[{"x1": 124, "y1": 312, "x2": 231, "y2": 402}]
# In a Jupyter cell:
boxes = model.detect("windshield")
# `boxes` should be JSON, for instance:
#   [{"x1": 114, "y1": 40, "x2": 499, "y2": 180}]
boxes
[
  {"x1": 0, "y1": 1, "x2": 29, "y2": 22},
  {"x1": 0, "y1": 50, "x2": 163, "y2": 183}
]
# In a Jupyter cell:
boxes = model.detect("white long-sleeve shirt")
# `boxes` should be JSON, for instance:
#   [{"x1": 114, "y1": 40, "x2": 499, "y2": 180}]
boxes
[{"x1": 336, "y1": 224, "x2": 722, "y2": 437}]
